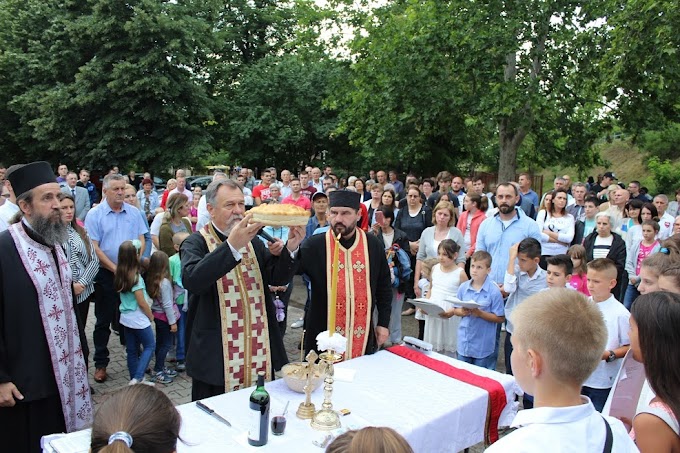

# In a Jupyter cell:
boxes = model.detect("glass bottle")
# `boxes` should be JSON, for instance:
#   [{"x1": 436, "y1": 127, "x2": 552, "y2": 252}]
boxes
[{"x1": 248, "y1": 371, "x2": 270, "y2": 446}]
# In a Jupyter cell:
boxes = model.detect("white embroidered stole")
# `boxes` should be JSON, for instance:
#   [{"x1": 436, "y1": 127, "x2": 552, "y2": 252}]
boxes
[
  {"x1": 8, "y1": 223, "x2": 92, "y2": 432},
  {"x1": 200, "y1": 225, "x2": 272, "y2": 392}
]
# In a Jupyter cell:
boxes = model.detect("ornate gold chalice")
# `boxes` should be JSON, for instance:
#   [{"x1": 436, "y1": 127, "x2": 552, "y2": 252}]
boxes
[{"x1": 310, "y1": 349, "x2": 343, "y2": 430}]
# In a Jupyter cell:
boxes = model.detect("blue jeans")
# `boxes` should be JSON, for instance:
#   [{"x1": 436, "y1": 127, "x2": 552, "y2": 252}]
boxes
[
  {"x1": 175, "y1": 311, "x2": 186, "y2": 362},
  {"x1": 623, "y1": 284, "x2": 640, "y2": 311},
  {"x1": 582, "y1": 386, "x2": 611, "y2": 412},
  {"x1": 458, "y1": 353, "x2": 497, "y2": 370},
  {"x1": 154, "y1": 319, "x2": 173, "y2": 373},
  {"x1": 125, "y1": 326, "x2": 155, "y2": 380}
]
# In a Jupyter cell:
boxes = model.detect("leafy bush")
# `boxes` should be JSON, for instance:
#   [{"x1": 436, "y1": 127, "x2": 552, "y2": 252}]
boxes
[
  {"x1": 646, "y1": 156, "x2": 680, "y2": 195},
  {"x1": 639, "y1": 123, "x2": 680, "y2": 161}
]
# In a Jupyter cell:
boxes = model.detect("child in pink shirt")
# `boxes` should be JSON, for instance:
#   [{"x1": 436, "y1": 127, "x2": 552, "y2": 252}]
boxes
[{"x1": 567, "y1": 245, "x2": 589, "y2": 296}]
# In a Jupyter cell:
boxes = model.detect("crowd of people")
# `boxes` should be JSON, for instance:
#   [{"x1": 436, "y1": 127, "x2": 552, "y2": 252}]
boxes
[{"x1": 0, "y1": 160, "x2": 678, "y2": 452}]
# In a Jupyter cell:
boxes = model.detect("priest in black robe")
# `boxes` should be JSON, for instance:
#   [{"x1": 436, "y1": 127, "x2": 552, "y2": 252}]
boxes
[
  {"x1": 0, "y1": 162, "x2": 92, "y2": 452},
  {"x1": 181, "y1": 179, "x2": 304, "y2": 401},
  {"x1": 300, "y1": 190, "x2": 392, "y2": 358}
]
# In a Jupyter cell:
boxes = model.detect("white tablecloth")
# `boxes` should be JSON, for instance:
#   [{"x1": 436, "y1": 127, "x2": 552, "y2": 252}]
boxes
[{"x1": 45, "y1": 349, "x2": 521, "y2": 453}]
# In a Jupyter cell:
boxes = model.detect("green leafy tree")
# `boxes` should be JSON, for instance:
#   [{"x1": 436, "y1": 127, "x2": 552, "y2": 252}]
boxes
[
  {"x1": 646, "y1": 156, "x2": 680, "y2": 194},
  {"x1": 0, "y1": 0, "x2": 215, "y2": 172},
  {"x1": 600, "y1": 0, "x2": 680, "y2": 132},
  {"x1": 225, "y1": 54, "x2": 352, "y2": 171},
  {"x1": 639, "y1": 123, "x2": 680, "y2": 161},
  {"x1": 330, "y1": 0, "x2": 610, "y2": 180}
]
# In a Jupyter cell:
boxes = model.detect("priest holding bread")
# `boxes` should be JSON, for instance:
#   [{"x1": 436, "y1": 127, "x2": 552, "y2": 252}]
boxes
[
  {"x1": 181, "y1": 179, "x2": 305, "y2": 400},
  {"x1": 300, "y1": 190, "x2": 392, "y2": 359}
]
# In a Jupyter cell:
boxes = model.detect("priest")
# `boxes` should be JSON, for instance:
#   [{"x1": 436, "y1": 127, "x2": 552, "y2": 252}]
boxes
[
  {"x1": 301, "y1": 190, "x2": 392, "y2": 358},
  {"x1": 0, "y1": 161, "x2": 92, "y2": 452},
  {"x1": 181, "y1": 179, "x2": 304, "y2": 400}
]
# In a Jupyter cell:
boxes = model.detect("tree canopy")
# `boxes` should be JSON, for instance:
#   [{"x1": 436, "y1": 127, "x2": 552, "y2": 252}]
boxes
[{"x1": 0, "y1": 0, "x2": 677, "y2": 178}]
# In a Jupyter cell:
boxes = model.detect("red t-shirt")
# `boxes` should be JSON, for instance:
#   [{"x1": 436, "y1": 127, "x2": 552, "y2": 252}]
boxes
[
  {"x1": 300, "y1": 186, "x2": 317, "y2": 201},
  {"x1": 282, "y1": 195, "x2": 312, "y2": 210},
  {"x1": 252, "y1": 184, "x2": 271, "y2": 202}
]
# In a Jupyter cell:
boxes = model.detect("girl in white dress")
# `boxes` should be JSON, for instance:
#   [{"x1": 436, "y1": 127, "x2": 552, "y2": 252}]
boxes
[{"x1": 423, "y1": 239, "x2": 468, "y2": 356}]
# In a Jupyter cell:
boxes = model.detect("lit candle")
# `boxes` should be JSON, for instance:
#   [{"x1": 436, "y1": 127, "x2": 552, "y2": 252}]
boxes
[{"x1": 328, "y1": 233, "x2": 341, "y2": 334}]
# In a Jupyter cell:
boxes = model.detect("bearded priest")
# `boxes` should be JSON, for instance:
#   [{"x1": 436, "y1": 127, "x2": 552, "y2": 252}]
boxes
[{"x1": 0, "y1": 161, "x2": 92, "y2": 452}]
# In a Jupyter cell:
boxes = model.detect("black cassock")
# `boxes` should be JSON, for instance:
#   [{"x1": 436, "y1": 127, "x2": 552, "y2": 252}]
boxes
[
  {"x1": 300, "y1": 230, "x2": 392, "y2": 355},
  {"x1": 0, "y1": 225, "x2": 87, "y2": 453},
  {"x1": 181, "y1": 228, "x2": 296, "y2": 390}
]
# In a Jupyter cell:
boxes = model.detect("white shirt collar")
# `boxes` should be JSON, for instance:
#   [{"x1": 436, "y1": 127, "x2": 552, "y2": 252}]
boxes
[
  {"x1": 511, "y1": 397, "x2": 596, "y2": 428},
  {"x1": 211, "y1": 221, "x2": 228, "y2": 237}
]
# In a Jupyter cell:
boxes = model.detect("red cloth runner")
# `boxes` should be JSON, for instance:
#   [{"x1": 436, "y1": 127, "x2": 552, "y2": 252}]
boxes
[{"x1": 388, "y1": 345, "x2": 507, "y2": 444}]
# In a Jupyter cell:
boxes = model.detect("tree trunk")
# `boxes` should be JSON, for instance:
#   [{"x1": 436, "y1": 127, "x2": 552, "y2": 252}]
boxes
[{"x1": 497, "y1": 117, "x2": 527, "y2": 183}]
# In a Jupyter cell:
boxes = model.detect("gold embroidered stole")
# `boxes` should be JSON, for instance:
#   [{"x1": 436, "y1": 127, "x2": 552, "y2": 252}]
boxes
[
  {"x1": 200, "y1": 225, "x2": 272, "y2": 392},
  {"x1": 325, "y1": 229, "x2": 373, "y2": 359}
]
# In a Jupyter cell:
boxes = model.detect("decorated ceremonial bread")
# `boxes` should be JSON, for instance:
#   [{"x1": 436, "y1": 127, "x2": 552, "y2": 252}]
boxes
[{"x1": 249, "y1": 203, "x2": 310, "y2": 226}]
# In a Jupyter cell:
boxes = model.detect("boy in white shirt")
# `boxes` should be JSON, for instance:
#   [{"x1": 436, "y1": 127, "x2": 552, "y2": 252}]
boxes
[
  {"x1": 485, "y1": 289, "x2": 637, "y2": 452},
  {"x1": 582, "y1": 258, "x2": 631, "y2": 412}
]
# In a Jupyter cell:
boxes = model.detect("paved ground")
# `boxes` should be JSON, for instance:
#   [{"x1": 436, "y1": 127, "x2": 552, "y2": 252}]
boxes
[{"x1": 86, "y1": 275, "x2": 508, "y2": 451}]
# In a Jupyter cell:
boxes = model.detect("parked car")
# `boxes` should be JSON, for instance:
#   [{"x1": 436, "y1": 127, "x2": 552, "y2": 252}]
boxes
[
  {"x1": 189, "y1": 176, "x2": 212, "y2": 190},
  {"x1": 153, "y1": 176, "x2": 167, "y2": 191}
]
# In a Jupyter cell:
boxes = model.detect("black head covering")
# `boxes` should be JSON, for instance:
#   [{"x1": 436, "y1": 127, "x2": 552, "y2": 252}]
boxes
[
  {"x1": 7, "y1": 161, "x2": 58, "y2": 198},
  {"x1": 329, "y1": 190, "x2": 361, "y2": 210}
]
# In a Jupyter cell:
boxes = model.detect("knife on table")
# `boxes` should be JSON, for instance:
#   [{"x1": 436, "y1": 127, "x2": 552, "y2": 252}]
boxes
[{"x1": 196, "y1": 401, "x2": 232, "y2": 427}]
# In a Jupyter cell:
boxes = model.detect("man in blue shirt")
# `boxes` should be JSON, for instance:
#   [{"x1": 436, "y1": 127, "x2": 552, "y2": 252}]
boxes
[
  {"x1": 84, "y1": 174, "x2": 147, "y2": 384},
  {"x1": 77, "y1": 169, "x2": 100, "y2": 207},
  {"x1": 475, "y1": 183, "x2": 542, "y2": 369},
  {"x1": 518, "y1": 173, "x2": 539, "y2": 213},
  {"x1": 475, "y1": 183, "x2": 542, "y2": 285}
]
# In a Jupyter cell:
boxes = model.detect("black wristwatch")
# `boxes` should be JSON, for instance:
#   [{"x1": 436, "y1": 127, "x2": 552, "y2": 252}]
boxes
[{"x1": 606, "y1": 350, "x2": 617, "y2": 363}]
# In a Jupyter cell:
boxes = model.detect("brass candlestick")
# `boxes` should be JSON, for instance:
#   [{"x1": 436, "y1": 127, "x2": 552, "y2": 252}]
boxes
[
  {"x1": 310, "y1": 349, "x2": 343, "y2": 430},
  {"x1": 297, "y1": 350, "x2": 318, "y2": 419}
]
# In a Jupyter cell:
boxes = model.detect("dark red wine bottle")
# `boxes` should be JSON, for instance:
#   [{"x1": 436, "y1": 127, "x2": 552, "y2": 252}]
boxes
[{"x1": 248, "y1": 372, "x2": 270, "y2": 446}]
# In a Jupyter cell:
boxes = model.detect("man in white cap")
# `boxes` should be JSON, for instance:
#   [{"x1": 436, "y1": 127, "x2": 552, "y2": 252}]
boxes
[
  {"x1": 300, "y1": 189, "x2": 392, "y2": 358},
  {"x1": 0, "y1": 161, "x2": 92, "y2": 452}
]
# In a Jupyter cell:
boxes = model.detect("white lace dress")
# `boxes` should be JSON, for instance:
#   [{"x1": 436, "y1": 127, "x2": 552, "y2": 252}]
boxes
[{"x1": 423, "y1": 265, "x2": 464, "y2": 354}]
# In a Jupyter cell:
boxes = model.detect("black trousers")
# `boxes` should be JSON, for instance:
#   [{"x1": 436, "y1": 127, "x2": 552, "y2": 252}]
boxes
[
  {"x1": 192, "y1": 378, "x2": 225, "y2": 402},
  {"x1": 0, "y1": 395, "x2": 65, "y2": 453},
  {"x1": 77, "y1": 294, "x2": 94, "y2": 370},
  {"x1": 93, "y1": 268, "x2": 124, "y2": 368}
]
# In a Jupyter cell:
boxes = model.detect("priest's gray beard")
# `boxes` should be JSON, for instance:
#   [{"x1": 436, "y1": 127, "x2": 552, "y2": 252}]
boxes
[
  {"x1": 32, "y1": 211, "x2": 68, "y2": 245},
  {"x1": 223, "y1": 214, "x2": 243, "y2": 237}
]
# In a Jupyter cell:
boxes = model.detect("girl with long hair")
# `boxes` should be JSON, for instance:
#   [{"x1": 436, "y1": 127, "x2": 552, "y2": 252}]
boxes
[
  {"x1": 423, "y1": 239, "x2": 468, "y2": 356},
  {"x1": 637, "y1": 236, "x2": 680, "y2": 295},
  {"x1": 623, "y1": 199, "x2": 645, "y2": 246},
  {"x1": 114, "y1": 241, "x2": 155, "y2": 386},
  {"x1": 567, "y1": 244, "x2": 589, "y2": 296},
  {"x1": 629, "y1": 292, "x2": 680, "y2": 452},
  {"x1": 90, "y1": 385, "x2": 181, "y2": 453},
  {"x1": 381, "y1": 188, "x2": 399, "y2": 219},
  {"x1": 146, "y1": 251, "x2": 179, "y2": 384},
  {"x1": 536, "y1": 188, "x2": 575, "y2": 268},
  {"x1": 457, "y1": 193, "x2": 488, "y2": 261}
]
